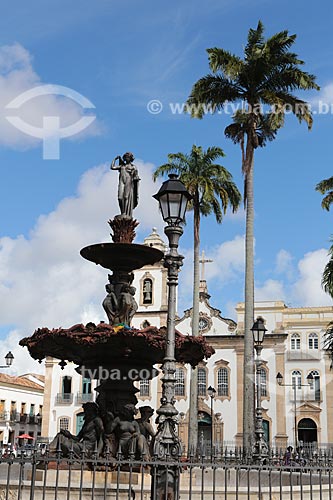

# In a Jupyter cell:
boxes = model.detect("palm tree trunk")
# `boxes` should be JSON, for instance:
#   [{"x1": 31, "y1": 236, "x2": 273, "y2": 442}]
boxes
[
  {"x1": 188, "y1": 205, "x2": 200, "y2": 455},
  {"x1": 243, "y1": 153, "x2": 255, "y2": 453}
]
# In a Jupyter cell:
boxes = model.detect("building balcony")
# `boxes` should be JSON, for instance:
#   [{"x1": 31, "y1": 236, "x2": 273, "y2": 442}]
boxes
[
  {"x1": 286, "y1": 350, "x2": 321, "y2": 361},
  {"x1": 10, "y1": 412, "x2": 20, "y2": 422},
  {"x1": 55, "y1": 393, "x2": 73, "y2": 405},
  {"x1": 0, "y1": 411, "x2": 9, "y2": 422},
  {"x1": 289, "y1": 389, "x2": 321, "y2": 403},
  {"x1": 76, "y1": 393, "x2": 94, "y2": 404}
]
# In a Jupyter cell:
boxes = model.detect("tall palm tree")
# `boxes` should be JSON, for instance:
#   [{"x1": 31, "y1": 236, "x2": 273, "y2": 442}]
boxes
[
  {"x1": 322, "y1": 239, "x2": 333, "y2": 298},
  {"x1": 153, "y1": 145, "x2": 241, "y2": 453},
  {"x1": 316, "y1": 177, "x2": 333, "y2": 211},
  {"x1": 187, "y1": 21, "x2": 319, "y2": 451}
]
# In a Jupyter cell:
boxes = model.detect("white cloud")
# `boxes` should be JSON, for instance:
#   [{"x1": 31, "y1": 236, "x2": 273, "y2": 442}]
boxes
[
  {"x1": 0, "y1": 160, "x2": 162, "y2": 373},
  {"x1": 311, "y1": 82, "x2": 333, "y2": 105},
  {"x1": 0, "y1": 43, "x2": 100, "y2": 151},
  {"x1": 177, "y1": 235, "x2": 245, "y2": 313},
  {"x1": 292, "y1": 249, "x2": 332, "y2": 307},
  {"x1": 275, "y1": 249, "x2": 294, "y2": 279},
  {"x1": 255, "y1": 279, "x2": 286, "y2": 301}
]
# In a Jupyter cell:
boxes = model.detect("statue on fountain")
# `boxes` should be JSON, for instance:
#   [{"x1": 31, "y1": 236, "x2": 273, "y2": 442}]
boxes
[
  {"x1": 110, "y1": 152, "x2": 140, "y2": 219},
  {"x1": 49, "y1": 402, "x2": 104, "y2": 458},
  {"x1": 102, "y1": 273, "x2": 138, "y2": 326}
]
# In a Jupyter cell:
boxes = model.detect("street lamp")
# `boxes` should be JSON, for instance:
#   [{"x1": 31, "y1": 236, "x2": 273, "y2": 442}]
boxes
[
  {"x1": 251, "y1": 317, "x2": 269, "y2": 463},
  {"x1": 152, "y1": 174, "x2": 192, "y2": 499},
  {"x1": 276, "y1": 371, "x2": 313, "y2": 449},
  {"x1": 0, "y1": 352, "x2": 14, "y2": 369},
  {"x1": 207, "y1": 386, "x2": 216, "y2": 459}
]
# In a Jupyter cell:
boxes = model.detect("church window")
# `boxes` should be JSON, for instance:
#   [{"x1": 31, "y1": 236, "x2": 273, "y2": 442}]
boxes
[{"x1": 143, "y1": 278, "x2": 153, "y2": 304}]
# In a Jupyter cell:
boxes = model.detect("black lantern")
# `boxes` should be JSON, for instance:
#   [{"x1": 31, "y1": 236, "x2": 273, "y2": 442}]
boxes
[
  {"x1": 306, "y1": 372, "x2": 314, "y2": 387},
  {"x1": 153, "y1": 174, "x2": 192, "y2": 225},
  {"x1": 5, "y1": 351, "x2": 14, "y2": 367},
  {"x1": 251, "y1": 317, "x2": 267, "y2": 345},
  {"x1": 207, "y1": 386, "x2": 216, "y2": 399},
  {"x1": 276, "y1": 372, "x2": 283, "y2": 386}
]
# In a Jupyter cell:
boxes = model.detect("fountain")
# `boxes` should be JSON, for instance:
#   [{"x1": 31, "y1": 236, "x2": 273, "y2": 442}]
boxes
[{"x1": 20, "y1": 152, "x2": 214, "y2": 464}]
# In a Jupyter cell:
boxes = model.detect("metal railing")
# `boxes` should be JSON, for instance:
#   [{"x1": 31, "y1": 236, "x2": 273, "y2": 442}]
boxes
[
  {"x1": 1, "y1": 445, "x2": 333, "y2": 499},
  {"x1": 55, "y1": 393, "x2": 73, "y2": 404},
  {"x1": 75, "y1": 392, "x2": 94, "y2": 404},
  {"x1": 286, "y1": 350, "x2": 321, "y2": 360}
]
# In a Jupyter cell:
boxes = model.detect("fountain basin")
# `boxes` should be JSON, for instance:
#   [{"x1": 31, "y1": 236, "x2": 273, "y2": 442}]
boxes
[
  {"x1": 80, "y1": 243, "x2": 163, "y2": 272},
  {"x1": 20, "y1": 323, "x2": 214, "y2": 370}
]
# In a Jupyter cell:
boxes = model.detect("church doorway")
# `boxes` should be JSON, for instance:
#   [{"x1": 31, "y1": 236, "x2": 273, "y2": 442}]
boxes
[
  {"x1": 298, "y1": 418, "x2": 317, "y2": 445},
  {"x1": 197, "y1": 411, "x2": 212, "y2": 453}
]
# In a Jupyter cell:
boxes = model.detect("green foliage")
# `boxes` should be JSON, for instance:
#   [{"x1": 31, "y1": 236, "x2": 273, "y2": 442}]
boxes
[
  {"x1": 187, "y1": 20, "x2": 319, "y2": 151},
  {"x1": 316, "y1": 177, "x2": 333, "y2": 211},
  {"x1": 322, "y1": 238, "x2": 333, "y2": 299},
  {"x1": 153, "y1": 145, "x2": 241, "y2": 223}
]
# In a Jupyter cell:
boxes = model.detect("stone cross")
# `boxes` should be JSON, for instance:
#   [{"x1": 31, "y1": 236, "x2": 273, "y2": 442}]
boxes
[{"x1": 199, "y1": 250, "x2": 213, "y2": 281}]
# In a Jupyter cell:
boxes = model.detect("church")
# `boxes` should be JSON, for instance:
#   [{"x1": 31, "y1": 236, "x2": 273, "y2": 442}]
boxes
[{"x1": 41, "y1": 229, "x2": 333, "y2": 452}]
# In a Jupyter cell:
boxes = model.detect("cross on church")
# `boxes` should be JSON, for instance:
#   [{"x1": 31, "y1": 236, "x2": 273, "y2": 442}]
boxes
[{"x1": 199, "y1": 250, "x2": 213, "y2": 281}]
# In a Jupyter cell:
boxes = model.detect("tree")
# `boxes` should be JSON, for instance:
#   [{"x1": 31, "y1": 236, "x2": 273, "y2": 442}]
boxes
[
  {"x1": 187, "y1": 21, "x2": 319, "y2": 451},
  {"x1": 153, "y1": 145, "x2": 241, "y2": 453},
  {"x1": 315, "y1": 180, "x2": 333, "y2": 300},
  {"x1": 316, "y1": 177, "x2": 333, "y2": 211}
]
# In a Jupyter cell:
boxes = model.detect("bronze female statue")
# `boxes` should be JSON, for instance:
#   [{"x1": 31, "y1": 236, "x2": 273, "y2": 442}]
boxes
[{"x1": 110, "y1": 152, "x2": 140, "y2": 218}]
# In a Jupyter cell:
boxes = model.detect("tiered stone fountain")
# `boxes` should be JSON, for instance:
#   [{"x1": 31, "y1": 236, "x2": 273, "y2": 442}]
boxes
[{"x1": 20, "y1": 152, "x2": 213, "y2": 462}]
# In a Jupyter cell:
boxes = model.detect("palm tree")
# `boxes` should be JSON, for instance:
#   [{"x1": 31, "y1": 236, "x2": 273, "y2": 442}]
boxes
[
  {"x1": 187, "y1": 21, "x2": 319, "y2": 451},
  {"x1": 316, "y1": 177, "x2": 333, "y2": 301},
  {"x1": 316, "y1": 177, "x2": 333, "y2": 211},
  {"x1": 153, "y1": 145, "x2": 241, "y2": 453},
  {"x1": 322, "y1": 239, "x2": 333, "y2": 298}
]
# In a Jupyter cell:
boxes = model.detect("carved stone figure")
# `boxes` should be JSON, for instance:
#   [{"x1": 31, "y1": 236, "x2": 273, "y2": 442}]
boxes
[
  {"x1": 109, "y1": 403, "x2": 150, "y2": 459},
  {"x1": 102, "y1": 279, "x2": 118, "y2": 324},
  {"x1": 110, "y1": 152, "x2": 140, "y2": 218},
  {"x1": 137, "y1": 406, "x2": 155, "y2": 444},
  {"x1": 119, "y1": 284, "x2": 138, "y2": 326},
  {"x1": 102, "y1": 273, "x2": 138, "y2": 326},
  {"x1": 49, "y1": 402, "x2": 104, "y2": 458}
]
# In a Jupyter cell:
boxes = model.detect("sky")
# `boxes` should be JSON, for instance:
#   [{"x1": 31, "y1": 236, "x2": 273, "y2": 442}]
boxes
[{"x1": 0, "y1": 0, "x2": 332, "y2": 374}]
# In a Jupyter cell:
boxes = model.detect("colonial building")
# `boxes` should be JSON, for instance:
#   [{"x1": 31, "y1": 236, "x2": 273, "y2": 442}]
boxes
[
  {"x1": 0, "y1": 373, "x2": 44, "y2": 445},
  {"x1": 41, "y1": 229, "x2": 333, "y2": 451}
]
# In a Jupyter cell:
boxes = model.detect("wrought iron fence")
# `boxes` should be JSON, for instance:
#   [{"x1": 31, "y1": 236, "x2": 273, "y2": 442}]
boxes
[{"x1": 1, "y1": 445, "x2": 333, "y2": 499}]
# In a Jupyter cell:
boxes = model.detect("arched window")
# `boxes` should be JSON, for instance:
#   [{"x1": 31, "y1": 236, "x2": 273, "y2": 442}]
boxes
[
  {"x1": 197, "y1": 368, "x2": 207, "y2": 396},
  {"x1": 217, "y1": 368, "x2": 229, "y2": 397},
  {"x1": 259, "y1": 368, "x2": 267, "y2": 397},
  {"x1": 139, "y1": 379, "x2": 150, "y2": 397},
  {"x1": 308, "y1": 370, "x2": 320, "y2": 401},
  {"x1": 59, "y1": 417, "x2": 70, "y2": 431},
  {"x1": 308, "y1": 333, "x2": 319, "y2": 350},
  {"x1": 142, "y1": 278, "x2": 153, "y2": 304},
  {"x1": 175, "y1": 368, "x2": 185, "y2": 396},
  {"x1": 291, "y1": 334, "x2": 301, "y2": 350},
  {"x1": 292, "y1": 370, "x2": 302, "y2": 389}
]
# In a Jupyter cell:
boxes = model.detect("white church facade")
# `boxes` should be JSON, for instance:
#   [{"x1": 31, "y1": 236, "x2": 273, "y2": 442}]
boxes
[{"x1": 41, "y1": 229, "x2": 333, "y2": 452}]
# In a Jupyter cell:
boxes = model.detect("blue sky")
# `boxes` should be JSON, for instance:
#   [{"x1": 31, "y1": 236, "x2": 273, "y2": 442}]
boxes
[{"x1": 0, "y1": 0, "x2": 332, "y2": 371}]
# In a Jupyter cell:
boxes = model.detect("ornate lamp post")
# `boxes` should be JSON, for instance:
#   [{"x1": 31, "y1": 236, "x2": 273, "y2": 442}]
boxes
[
  {"x1": 251, "y1": 317, "x2": 269, "y2": 463},
  {"x1": 207, "y1": 385, "x2": 216, "y2": 459},
  {"x1": 276, "y1": 371, "x2": 313, "y2": 449},
  {"x1": 0, "y1": 352, "x2": 14, "y2": 369},
  {"x1": 152, "y1": 174, "x2": 192, "y2": 499}
]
